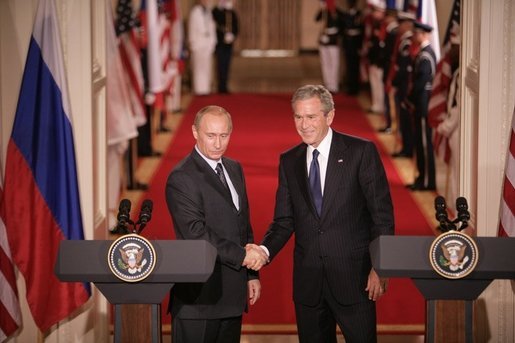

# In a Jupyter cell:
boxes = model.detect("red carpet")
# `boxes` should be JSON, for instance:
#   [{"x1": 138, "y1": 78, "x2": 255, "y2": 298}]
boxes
[{"x1": 139, "y1": 93, "x2": 433, "y2": 333}]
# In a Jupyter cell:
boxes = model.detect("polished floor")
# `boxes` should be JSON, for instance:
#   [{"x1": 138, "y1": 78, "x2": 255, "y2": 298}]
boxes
[{"x1": 122, "y1": 52, "x2": 437, "y2": 342}]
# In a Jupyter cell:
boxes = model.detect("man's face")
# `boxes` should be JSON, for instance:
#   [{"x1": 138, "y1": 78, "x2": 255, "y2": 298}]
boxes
[
  {"x1": 398, "y1": 21, "x2": 413, "y2": 35},
  {"x1": 293, "y1": 97, "x2": 334, "y2": 148},
  {"x1": 192, "y1": 112, "x2": 231, "y2": 160}
]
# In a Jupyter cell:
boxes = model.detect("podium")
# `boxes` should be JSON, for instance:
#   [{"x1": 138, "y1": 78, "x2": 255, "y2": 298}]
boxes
[
  {"x1": 370, "y1": 235, "x2": 515, "y2": 342},
  {"x1": 55, "y1": 240, "x2": 217, "y2": 342}
]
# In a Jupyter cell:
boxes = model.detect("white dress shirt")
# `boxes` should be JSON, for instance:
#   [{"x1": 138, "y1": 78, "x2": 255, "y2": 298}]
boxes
[
  {"x1": 195, "y1": 146, "x2": 239, "y2": 210},
  {"x1": 306, "y1": 128, "x2": 333, "y2": 195}
]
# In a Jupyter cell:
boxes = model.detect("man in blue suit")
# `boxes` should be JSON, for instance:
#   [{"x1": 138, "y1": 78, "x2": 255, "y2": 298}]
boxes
[{"x1": 261, "y1": 85, "x2": 395, "y2": 342}]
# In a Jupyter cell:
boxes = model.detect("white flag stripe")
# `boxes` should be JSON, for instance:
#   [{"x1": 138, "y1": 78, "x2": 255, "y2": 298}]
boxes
[
  {"x1": 505, "y1": 150, "x2": 515, "y2": 188},
  {"x1": 146, "y1": 0, "x2": 163, "y2": 93},
  {"x1": 32, "y1": 0, "x2": 71, "y2": 121},
  {"x1": 0, "y1": 269, "x2": 22, "y2": 324},
  {"x1": 420, "y1": 0, "x2": 441, "y2": 61},
  {"x1": 0, "y1": 219, "x2": 12, "y2": 257}
]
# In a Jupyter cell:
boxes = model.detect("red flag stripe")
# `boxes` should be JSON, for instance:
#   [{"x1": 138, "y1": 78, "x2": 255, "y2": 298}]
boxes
[
  {"x1": 510, "y1": 127, "x2": 515, "y2": 157},
  {"x1": 0, "y1": 300, "x2": 19, "y2": 338},
  {"x1": 119, "y1": 33, "x2": 146, "y2": 122},
  {"x1": 499, "y1": 109, "x2": 515, "y2": 237},
  {"x1": 502, "y1": 172, "x2": 515, "y2": 217}
]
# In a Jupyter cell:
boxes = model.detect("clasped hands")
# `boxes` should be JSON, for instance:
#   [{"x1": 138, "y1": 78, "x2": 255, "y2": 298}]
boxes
[{"x1": 242, "y1": 244, "x2": 268, "y2": 271}]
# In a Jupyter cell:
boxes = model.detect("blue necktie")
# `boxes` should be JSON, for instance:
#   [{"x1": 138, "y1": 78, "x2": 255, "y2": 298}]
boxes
[{"x1": 309, "y1": 149, "x2": 323, "y2": 216}]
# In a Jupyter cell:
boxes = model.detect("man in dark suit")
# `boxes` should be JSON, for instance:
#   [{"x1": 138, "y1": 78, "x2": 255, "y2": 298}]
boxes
[
  {"x1": 212, "y1": 0, "x2": 239, "y2": 94},
  {"x1": 260, "y1": 85, "x2": 394, "y2": 342},
  {"x1": 165, "y1": 105, "x2": 267, "y2": 342}
]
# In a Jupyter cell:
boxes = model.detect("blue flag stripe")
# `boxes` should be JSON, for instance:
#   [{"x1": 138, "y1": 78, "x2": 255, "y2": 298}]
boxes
[{"x1": 11, "y1": 37, "x2": 84, "y2": 240}]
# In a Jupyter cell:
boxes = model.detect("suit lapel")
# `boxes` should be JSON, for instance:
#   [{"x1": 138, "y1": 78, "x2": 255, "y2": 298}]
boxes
[
  {"x1": 321, "y1": 133, "x2": 348, "y2": 218},
  {"x1": 191, "y1": 150, "x2": 235, "y2": 204}
]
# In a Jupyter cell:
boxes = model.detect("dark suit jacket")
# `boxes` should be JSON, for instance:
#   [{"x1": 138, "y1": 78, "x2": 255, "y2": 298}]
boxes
[
  {"x1": 262, "y1": 130, "x2": 394, "y2": 306},
  {"x1": 165, "y1": 148, "x2": 257, "y2": 319},
  {"x1": 212, "y1": 7, "x2": 239, "y2": 48}
]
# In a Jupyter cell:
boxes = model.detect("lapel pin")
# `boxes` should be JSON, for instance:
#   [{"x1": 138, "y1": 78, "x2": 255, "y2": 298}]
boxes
[{"x1": 337, "y1": 159, "x2": 343, "y2": 163}]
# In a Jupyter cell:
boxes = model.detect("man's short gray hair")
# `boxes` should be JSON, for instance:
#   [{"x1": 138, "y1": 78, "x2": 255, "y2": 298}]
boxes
[{"x1": 291, "y1": 85, "x2": 334, "y2": 115}]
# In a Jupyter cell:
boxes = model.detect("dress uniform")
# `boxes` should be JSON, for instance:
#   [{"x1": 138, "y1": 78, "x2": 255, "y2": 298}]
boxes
[
  {"x1": 341, "y1": 0, "x2": 363, "y2": 95},
  {"x1": 391, "y1": 11, "x2": 416, "y2": 157},
  {"x1": 213, "y1": 0, "x2": 239, "y2": 94},
  {"x1": 315, "y1": 1, "x2": 345, "y2": 93},
  {"x1": 367, "y1": 5, "x2": 386, "y2": 113},
  {"x1": 378, "y1": 10, "x2": 398, "y2": 132},
  {"x1": 407, "y1": 21, "x2": 437, "y2": 191},
  {"x1": 188, "y1": 0, "x2": 217, "y2": 95}
]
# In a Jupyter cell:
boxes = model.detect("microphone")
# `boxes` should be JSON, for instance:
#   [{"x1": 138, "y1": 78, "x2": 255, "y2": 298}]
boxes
[
  {"x1": 434, "y1": 196, "x2": 448, "y2": 230},
  {"x1": 137, "y1": 199, "x2": 153, "y2": 232},
  {"x1": 456, "y1": 197, "x2": 470, "y2": 230},
  {"x1": 117, "y1": 199, "x2": 132, "y2": 226},
  {"x1": 110, "y1": 199, "x2": 132, "y2": 234}
]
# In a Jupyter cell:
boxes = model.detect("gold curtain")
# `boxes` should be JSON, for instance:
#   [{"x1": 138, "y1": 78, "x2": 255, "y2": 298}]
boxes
[{"x1": 235, "y1": 0, "x2": 300, "y2": 51}]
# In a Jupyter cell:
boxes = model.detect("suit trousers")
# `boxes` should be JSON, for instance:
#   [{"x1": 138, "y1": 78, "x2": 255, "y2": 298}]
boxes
[
  {"x1": 215, "y1": 45, "x2": 233, "y2": 93},
  {"x1": 319, "y1": 45, "x2": 341, "y2": 93},
  {"x1": 295, "y1": 276, "x2": 377, "y2": 343},
  {"x1": 368, "y1": 65, "x2": 384, "y2": 113},
  {"x1": 172, "y1": 316, "x2": 242, "y2": 343},
  {"x1": 191, "y1": 49, "x2": 213, "y2": 95}
]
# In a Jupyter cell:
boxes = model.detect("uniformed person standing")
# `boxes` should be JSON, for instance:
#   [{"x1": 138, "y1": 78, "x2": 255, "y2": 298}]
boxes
[
  {"x1": 377, "y1": 9, "x2": 398, "y2": 133},
  {"x1": 406, "y1": 21, "x2": 437, "y2": 191},
  {"x1": 366, "y1": 4, "x2": 386, "y2": 113},
  {"x1": 188, "y1": 0, "x2": 217, "y2": 95},
  {"x1": 315, "y1": 0, "x2": 344, "y2": 93},
  {"x1": 213, "y1": 0, "x2": 239, "y2": 94},
  {"x1": 341, "y1": 0, "x2": 363, "y2": 95},
  {"x1": 391, "y1": 11, "x2": 416, "y2": 158}
]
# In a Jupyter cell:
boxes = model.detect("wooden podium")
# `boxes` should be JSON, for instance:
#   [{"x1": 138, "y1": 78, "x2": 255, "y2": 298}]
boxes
[
  {"x1": 370, "y1": 235, "x2": 515, "y2": 342},
  {"x1": 55, "y1": 240, "x2": 217, "y2": 342}
]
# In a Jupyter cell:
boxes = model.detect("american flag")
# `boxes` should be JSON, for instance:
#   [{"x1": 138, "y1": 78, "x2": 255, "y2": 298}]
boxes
[
  {"x1": 427, "y1": 0, "x2": 460, "y2": 163},
  {"x1": 499, "y1": 107, "x2": 515, "y2": 237},
  {"x1": 0, "y1": 152, "x2": 21, "y2": 343},
  {"x1": 116, "y1": 0, "x2": 146, "y2": 127}
]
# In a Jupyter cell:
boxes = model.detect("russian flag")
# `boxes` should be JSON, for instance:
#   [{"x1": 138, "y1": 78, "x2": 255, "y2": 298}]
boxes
[{"x1": 3, "y1": 0, "x2": 90, "y2": 332}]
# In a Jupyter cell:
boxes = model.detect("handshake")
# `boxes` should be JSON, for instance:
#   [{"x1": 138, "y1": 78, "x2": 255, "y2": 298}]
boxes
[{"x1": 242, "y1": 244, "x2": 269, "y2": 271}]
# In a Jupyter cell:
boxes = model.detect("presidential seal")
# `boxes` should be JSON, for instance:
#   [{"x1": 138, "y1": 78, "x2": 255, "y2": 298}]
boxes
[
  {"x1": 108, "y1": 234, "x2": 156, "y2": 282},
  {"x1": 429, "y1": 231, "x2": 479, "y2": 279}
]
